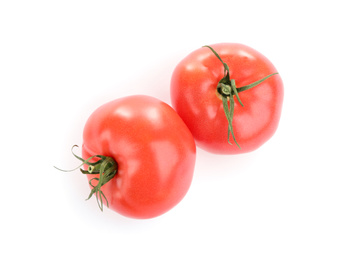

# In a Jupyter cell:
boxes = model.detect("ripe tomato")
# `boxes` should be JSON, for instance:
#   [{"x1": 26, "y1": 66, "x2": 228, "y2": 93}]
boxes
[
  {"x1": 170, "y1": 43, "x2": 284, "y2": 154},
  {"x1": 81, "y1": 95, "x2": 196, "y2": 219}
]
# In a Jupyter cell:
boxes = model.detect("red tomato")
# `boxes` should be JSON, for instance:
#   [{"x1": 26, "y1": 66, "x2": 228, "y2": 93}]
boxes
[
  {"x1": 170, "y1": 43, "x2": 284, "y2": 154},
  {"x1": 81, "y1": 95, "x2": 196, "y2": 219}
]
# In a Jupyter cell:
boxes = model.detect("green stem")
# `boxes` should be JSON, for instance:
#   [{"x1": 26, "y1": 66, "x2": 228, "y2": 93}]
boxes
[
  {"x1": 54, "y1": 145, "x2": 118, "y2": 211},
  {"x1": 203, "y1": 45, "x2": 279, "y2": 149}
]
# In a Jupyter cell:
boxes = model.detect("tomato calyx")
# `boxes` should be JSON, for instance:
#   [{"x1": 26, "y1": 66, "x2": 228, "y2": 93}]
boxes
[
  {"x1": 54, "y1": 145, "x2": 118, "y2": 211},
  {"x1": 203, "y1": 45, "x2": 279, "y2": 149}
]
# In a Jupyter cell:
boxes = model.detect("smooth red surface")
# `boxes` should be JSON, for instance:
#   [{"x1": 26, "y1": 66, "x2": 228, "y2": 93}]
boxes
[
  {"x1": 171, "y1": 43, "x2": 284, "y2": 154},
  {"x1": 82, "y1": 95, "x2": 196, "y2": 219}
]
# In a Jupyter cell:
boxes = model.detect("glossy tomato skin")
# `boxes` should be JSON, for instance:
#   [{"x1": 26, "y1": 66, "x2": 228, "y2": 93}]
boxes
[
  {"x1": 82, "y1": 95, "x2": 196, "y2": 219},
  {"x1": 171, "y1": 43, "x2": 284, "y2": 154}
]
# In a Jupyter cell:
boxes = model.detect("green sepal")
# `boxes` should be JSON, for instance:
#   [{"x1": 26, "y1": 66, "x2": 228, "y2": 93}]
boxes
[
  {"x1": 237, "y1": 73, "x2": 278, "y2": 93},
  {"x1": 54, "y1": 145, "x2": 118, "y2": 212},
  {"x1": 231, "y1": 79, "x2": 243, "y2": 107},
  {"x1": 203, "y1": 45, "x2": 230, "y2": 79},
  {"x1": 222, "y1": 96, "x2": 240, "y2": 149},
  {"x1": 203, "y1": 45, "x2": 279, "y2": 149}
]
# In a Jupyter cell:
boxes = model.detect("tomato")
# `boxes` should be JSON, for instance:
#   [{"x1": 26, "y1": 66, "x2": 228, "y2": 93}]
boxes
[
  {"x1": 170, "y1": 43, "x2": 284, "y2": 154},
  {"x1": 80, "y1": 95, "x2": 196, "y2": 219}
]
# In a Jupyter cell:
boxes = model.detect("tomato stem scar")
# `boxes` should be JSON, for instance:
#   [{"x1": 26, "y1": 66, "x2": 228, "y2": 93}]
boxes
[
  {"x1": 54, "y1": 145, "x2": 118, "y2": 211},
  {"x1": 203, "y1": 45, "x2": 279, "y2": 149}
]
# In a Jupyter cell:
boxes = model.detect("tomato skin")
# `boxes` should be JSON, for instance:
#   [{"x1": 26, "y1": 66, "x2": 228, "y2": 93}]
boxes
[
  {"x1": 82, "y1": 95, "x2": 196, "y2": 219},
  {"x1": 170, "y1": 43, "x2": 284, "y2": 154}
]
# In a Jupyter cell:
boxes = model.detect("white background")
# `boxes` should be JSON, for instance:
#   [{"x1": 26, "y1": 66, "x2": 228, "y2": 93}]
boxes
[{"x1": 1, "y1": 0, "x2": 340, "y2": 259}]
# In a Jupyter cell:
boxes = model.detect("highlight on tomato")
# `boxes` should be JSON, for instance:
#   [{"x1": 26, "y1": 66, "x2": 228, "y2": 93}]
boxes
[
  {"x1": 56, "y1": 95, "x2": 196, "y2": 219},
  {"x1": 170, "y1": 43, "x2": 284, "y2": 154}
]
